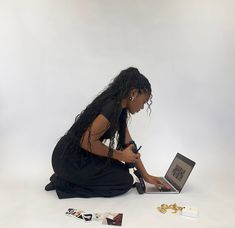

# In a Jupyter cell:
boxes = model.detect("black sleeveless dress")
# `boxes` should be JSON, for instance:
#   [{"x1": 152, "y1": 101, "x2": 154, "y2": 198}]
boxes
[{"x1": 45, "y1": 101, "x2": 133, "y2": 198}]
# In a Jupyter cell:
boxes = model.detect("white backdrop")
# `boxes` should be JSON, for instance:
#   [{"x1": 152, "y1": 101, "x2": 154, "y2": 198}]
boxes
[{"x1": 0, "y1": 0, "x2": 235, "y2": 188}]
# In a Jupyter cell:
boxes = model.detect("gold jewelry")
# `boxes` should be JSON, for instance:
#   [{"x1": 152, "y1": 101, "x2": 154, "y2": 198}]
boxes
[{"x1": 157, "y1": 203, "x2": 185, "y2": 214}]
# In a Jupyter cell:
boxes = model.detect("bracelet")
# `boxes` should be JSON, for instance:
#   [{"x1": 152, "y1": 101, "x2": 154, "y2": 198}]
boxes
[
  {"x1": 125, "y1": 140, "x2": 135, "y2": 147},
  {"x1": 107, "y1": 147, "x2": 114, "y2": 158}
]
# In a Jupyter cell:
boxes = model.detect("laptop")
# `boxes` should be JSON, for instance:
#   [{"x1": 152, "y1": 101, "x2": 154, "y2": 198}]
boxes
[{"x1": 145, "y1": 153, "x2": 196, "y2": 194}]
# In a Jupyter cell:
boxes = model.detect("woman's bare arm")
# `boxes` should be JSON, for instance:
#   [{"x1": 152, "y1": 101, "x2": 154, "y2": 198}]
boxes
[
  {"x1": 125, "y1": 128, "x2": 171, "y2": 188},
  {"x1": 125, "y1": 128, "x2": 149, "y2": 179},
  {"x1": 80, "y1": 115, "x2": 139, "y2": 163}
]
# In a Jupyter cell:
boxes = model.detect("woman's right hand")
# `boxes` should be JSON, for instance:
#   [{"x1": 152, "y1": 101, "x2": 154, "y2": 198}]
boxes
[{"x1": 121, "y1": 144, "x2": 140, "y2": 163}]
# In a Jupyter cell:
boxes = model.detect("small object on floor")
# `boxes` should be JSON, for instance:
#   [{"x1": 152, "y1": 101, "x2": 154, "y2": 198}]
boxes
[
  {"x1": 181, "y1": 206, "x2": 199, "y2": 218},
  {"x1": 157, "y1": 203, "x2": 185, "y2": 214},
  {"x1": 102, "y1": 213, "x2": 123, "y2": 226},
  {"x1": 65, "y1": 208, "x2": 84, "y2": 220},
  {"x1": 65, "y1": 208, "x2": 123, "y2": 226}
]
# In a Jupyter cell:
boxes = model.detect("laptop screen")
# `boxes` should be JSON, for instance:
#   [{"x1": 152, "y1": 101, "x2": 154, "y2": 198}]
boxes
[{"x1": 165, "y1": 153, "x2": 195, "y2": 192}]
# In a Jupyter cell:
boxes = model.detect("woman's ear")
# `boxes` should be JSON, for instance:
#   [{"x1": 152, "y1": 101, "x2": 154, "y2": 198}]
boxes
[{"x1": 130, "y1": 89, "x2": 138, "y2": 98}]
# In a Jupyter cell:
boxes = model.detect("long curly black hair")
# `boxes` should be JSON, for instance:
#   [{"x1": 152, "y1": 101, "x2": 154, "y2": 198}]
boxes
[{"x1": 66, "y1": 67, "x2": 152, "y2": 153}]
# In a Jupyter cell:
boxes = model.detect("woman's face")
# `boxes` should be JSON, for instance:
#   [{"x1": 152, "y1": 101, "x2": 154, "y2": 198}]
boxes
[{"x1": 127, "y1": 91, "x2": 151, "y2": 114}]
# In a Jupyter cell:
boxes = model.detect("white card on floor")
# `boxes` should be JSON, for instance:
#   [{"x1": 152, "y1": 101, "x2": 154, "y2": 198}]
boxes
[{"x1": 181, "y1": 206, "x2": 199, "y2": 218}]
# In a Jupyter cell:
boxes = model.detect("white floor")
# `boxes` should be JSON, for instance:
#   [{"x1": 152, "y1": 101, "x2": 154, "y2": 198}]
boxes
[{"x1": 1, "y1": 166, "x2": 235, "y2": 228}]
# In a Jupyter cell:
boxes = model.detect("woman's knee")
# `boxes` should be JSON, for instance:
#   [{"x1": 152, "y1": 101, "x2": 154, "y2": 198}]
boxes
[{"x1": 122, "y1": 172, "x2": 134, "y2": 189}]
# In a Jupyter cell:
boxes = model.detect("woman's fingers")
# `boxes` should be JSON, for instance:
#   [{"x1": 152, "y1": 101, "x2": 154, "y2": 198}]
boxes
[
  {"x1": 157, "y1": 180, "x2": 171, "y2": 189},
  {"x1": 134, "y1": 153, "x2": 140, "y2": 161},
  {"x1": 123, "y1": 145, "x2": 141, "y2": 163}
]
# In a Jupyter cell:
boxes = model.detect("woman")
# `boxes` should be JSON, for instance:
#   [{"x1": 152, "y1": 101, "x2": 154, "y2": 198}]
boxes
[{"x1": 45, "y1": 67, "x2": 167, "y2": 198}]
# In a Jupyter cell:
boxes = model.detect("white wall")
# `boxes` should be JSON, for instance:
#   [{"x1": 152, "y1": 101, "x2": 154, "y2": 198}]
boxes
[{"x1": 0, "y1": 0, "x2": 235, "y2": 180}]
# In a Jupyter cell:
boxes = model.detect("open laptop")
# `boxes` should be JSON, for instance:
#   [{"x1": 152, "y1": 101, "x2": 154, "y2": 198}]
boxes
[{"x1": 145, "y1": 153, "x2": 196, "y2": 194}]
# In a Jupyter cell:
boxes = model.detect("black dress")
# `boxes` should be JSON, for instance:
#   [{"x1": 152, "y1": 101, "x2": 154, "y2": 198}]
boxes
[{"x1": 45, "y1": 101, "x2": 134, "y2": 198}]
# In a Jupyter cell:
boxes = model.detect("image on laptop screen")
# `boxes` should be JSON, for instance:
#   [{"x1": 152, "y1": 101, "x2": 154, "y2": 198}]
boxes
[{"x1": 165, "y1": 153, "x2": 196, "y2": 192}]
